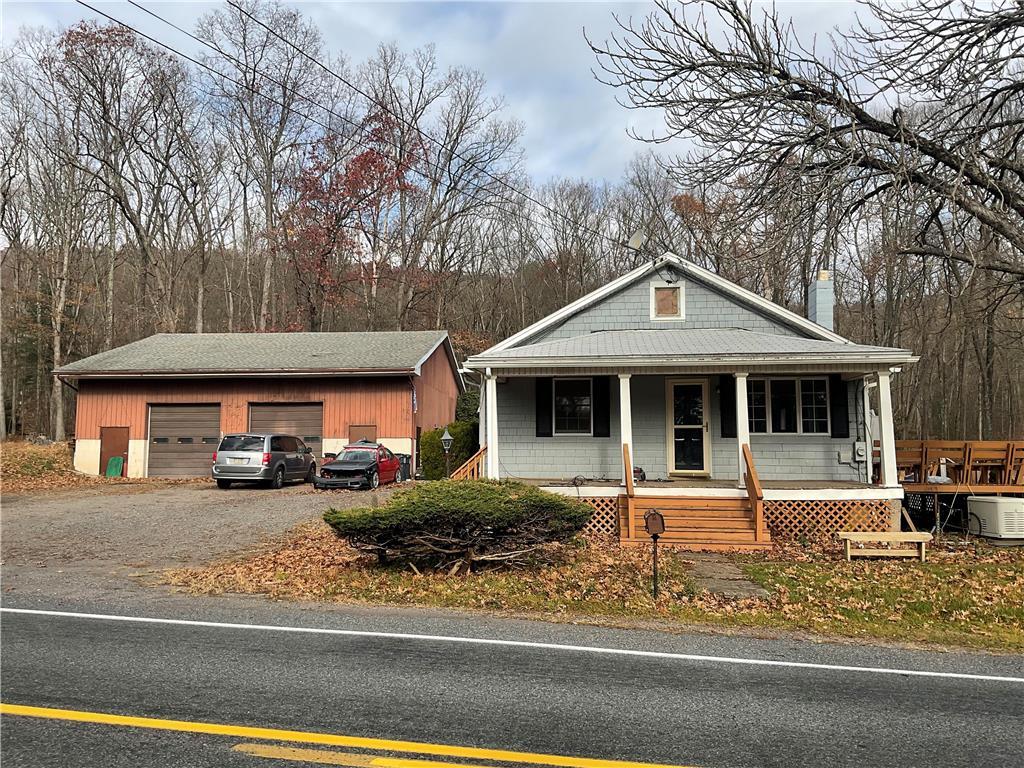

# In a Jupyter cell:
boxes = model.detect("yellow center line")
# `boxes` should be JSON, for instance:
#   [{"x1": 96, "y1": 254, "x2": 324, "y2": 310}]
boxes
[
  {"x1": 234, "y1": 743, "x2": 506, "y2": 768},
  {"x1": 233, "y1": 744, "x2": 377, "y2": 766},
  {"x1": 0, "y1": 703, "x2": 696, "y2": 768}
]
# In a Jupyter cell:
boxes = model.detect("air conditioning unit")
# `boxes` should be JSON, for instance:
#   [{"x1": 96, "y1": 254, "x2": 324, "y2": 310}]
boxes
[{"x1": 967, "y1": 497, "x2": 1024, "y2": 539}]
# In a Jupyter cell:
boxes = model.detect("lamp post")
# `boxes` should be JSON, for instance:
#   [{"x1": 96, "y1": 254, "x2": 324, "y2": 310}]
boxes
[
  {"x1": 644, "y1": 509, "x2": 665, "y2": 599},
  {"x1": 441, "y1": 427, "x2": 454, "y2": 478}
]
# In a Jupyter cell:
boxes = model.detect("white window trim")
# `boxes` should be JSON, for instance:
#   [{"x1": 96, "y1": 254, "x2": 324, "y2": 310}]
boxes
[
  {"x1": 650, "y1": 280, "x2": 685, "y2": 321},
  {"x1": 552, "y1": 376, "x2": 593, "y2": 436},
  {"x1": 747, "y1": 377, "x2": 831, "y2": 435}
]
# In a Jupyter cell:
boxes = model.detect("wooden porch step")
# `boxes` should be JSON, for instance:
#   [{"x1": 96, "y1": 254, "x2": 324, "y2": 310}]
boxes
[
  {"x1": 662, "y1": 517, "x2": 756, "y2": 530},
  {"x1": 621, "y1": 539, "x2": 771, "y2": 552}
]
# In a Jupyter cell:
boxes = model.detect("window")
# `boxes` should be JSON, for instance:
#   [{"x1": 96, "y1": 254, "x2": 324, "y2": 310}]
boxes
[
  {"x1": 769, "y1": 379, "x2": 798, "y2": 433},
  {"x1": 177, "y1": 437, "x2": 194, "y2": 444},
  {"x1": 280, "y1": 436, "x2": 299, "y2": 452},
  {"x1": 220, "y1": 435, "x2": 265, "y2": 452},
  {"x1": 650, "y1": 281, "x2": 684, "y2": 320},
  {"x1": 553, "y1": 378, "x2": 592, "y2": 435},
  {"x1": 270, "y1": 436, "x2": 285, "y2": 452},
  {"x1": 800, "y1": 378, "x2": 830, "y2": 433},
  {"x1": 202, "y1": 437, "x2": 219, "y2": 444},
  {"x1": 747, "y1": 379, "x2": 768, "y2": 433},
  {"x1": 152, "y1": 437, "x2": 169, "y2": 444},
  {"x1": 746, "y1": 378, "x2": 830, "y2": 434}
]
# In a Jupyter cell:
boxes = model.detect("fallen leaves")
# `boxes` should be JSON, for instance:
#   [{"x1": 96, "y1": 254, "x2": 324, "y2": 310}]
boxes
[
  {"x1": 164, "y1": 523, "x2": 1024, "y2": 652},
  {"x1": 1, "y1": 440, "x2": 212, "y2": 494},
  {"x1": 1, "y1": 441, "x2": 123, "y2": 493}
]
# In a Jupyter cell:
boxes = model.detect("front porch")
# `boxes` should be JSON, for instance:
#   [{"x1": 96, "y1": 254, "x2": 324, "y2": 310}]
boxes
[{"x1": 457, "y1": 367, "x2": 904, "y2": 550}]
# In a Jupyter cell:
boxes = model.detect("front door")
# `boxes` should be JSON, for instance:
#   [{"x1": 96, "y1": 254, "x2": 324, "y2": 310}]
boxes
[
  {"x1": 667, "y1": 379, "x2": 710, "y2": 475},
  {"x1": 99, "y1": 426, "x2": 129, "y2": 477}
]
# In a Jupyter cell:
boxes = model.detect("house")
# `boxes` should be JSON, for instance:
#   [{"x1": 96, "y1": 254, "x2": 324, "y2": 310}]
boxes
[
  {"x1": 462, "y1": 253, "x2": 917, "y2": 549},
  {"x1": 56, "y1": 331, "x2": 462, "y2": 478}
]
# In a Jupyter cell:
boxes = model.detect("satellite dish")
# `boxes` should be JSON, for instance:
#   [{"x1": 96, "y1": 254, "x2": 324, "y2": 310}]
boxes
[{"x1": 626, "y1": 230, "x2": 648, "y2": 251}]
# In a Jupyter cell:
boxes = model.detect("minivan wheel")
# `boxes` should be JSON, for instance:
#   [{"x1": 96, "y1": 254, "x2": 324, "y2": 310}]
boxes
[
  {"x1": 270, "y1": 467, "x2": 285, "y2": 490},
  {"x1": 216, "y1": 479, "x2": 232, "y2": 490},
  {"x1": 305, "y1": 463, "x2": 316, "y2": 483},
  {"x1": 369, "y1": 470, "x2": 380, "y2": 489}
]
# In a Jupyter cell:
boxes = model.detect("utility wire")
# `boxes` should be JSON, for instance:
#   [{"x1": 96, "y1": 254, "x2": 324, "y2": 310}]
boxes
[
  {"x1": 75, "y1": 0, "x2": 556, "y2": 253},
  {"x1": 221, "y1": 0, "x2": 625, "y2": 253}
]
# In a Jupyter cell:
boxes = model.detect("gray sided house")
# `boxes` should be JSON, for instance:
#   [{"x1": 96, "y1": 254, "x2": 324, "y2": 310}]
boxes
[{"x1": 464, "y1": 254, "x2": 917, "y2": 549}]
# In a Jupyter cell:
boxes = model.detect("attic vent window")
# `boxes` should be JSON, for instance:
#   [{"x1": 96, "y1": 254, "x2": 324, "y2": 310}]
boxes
[{"x1": 651, "y1": 281, "x2": 684, "y2": 320}]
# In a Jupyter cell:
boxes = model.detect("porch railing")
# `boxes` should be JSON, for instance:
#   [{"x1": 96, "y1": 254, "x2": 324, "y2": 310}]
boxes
[
  {"x1": 451, "y1": 445, "x2": 487, "y2": 480},
  {"x1": 881, "y1": 439, "x2": 1024, "y2": 489},
  {"x1": 742, "y1": 443, "x2": 766, "y2": 542}
]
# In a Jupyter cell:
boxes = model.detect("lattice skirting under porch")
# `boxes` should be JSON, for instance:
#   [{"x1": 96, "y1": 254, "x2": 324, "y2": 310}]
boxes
[
  {"x1": 764, "y1": 499, "x2": 893, "y2": 538},
  {"x1": 579, "y1": 496, "x2": 620, "y2": 536}
]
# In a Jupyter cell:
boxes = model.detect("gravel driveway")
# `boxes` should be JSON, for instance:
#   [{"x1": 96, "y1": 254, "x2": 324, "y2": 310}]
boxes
[{"x1": 1, "y1": 482, "x2": 393, "y2": 599}]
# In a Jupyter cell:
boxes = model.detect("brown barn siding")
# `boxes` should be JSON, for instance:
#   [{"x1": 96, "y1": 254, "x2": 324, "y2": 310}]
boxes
[
  {"x1": 414, "y1": 345, "x2": 460, "y2": 430},
  {"x1": 74, "y1": 377, "x2": 415, "y2": 440}
]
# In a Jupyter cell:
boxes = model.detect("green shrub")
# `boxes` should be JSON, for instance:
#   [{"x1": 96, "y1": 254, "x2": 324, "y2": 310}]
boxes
[
  {"x1": 455, "y1": 390, "x2": 480, "y2": 422},
  {"x1": 323, "y1": 480, "x2": 591, "y2": 571},
  {"x1": 419, "y1": 420, "x2": 478, "y2": 480}
]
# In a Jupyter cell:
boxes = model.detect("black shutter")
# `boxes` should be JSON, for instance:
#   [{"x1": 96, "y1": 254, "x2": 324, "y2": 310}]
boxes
[
  {"x1": 592, "y1": 376, "x2": 611, "y2": 438},
  {"x1": 720, "y1": 375, "x2": 737, "y2": 438},
  {"x1": 829, "y1": 374, "x2": 850, "y2": 438},
  {"x1": 535, "y1": 377, "x2": 553, "y2": 437}
]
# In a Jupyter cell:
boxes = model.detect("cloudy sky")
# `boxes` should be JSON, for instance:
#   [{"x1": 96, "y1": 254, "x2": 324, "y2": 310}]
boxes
[{"x1": 1, "y1": 1, "x2": 862, "y2": 183}]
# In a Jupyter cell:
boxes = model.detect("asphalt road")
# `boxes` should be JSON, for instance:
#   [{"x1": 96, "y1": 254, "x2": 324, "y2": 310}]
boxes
[{"x1": 2, "y1": 601, "x2": 1022, "y2": 768}]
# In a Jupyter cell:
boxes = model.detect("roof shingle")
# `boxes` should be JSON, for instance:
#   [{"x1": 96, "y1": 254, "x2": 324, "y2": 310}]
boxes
[
  {"x1": 56, "y1": 331, "x2": 450, "y2": 375},
  {"x1": 469, "y1": 328, "x2": 913, "y2": 364}
]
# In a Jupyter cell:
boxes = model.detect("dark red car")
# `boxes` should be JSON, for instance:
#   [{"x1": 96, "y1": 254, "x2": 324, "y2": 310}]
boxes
[{"x1": 313, "y1": 441, "x2": 403, "y2": 490}]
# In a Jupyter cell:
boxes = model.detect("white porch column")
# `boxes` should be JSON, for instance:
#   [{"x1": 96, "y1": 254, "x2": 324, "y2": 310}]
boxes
[
  {"x1": 876, "y1": 370, "x2": 898, "y2": 487},
  {"x1": 619, "y1": 374, "x2": 633, "y2": 483},
  {"x1": 485, "y1": 371, "x2": 499, "y2": 479},
  {"x1": 734, "y1": 372, "x2": 750, "y2": 488}
]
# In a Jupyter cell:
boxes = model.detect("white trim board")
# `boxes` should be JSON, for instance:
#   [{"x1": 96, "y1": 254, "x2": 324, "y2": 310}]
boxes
[{"x1": 540, "y1": 485, "x2": 903, "y2": 501}]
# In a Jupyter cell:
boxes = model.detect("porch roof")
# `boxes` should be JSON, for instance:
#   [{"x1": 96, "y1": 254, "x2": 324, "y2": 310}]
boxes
[{"x1": 466, "y1": 328, "x2": 916, "y2": 369}]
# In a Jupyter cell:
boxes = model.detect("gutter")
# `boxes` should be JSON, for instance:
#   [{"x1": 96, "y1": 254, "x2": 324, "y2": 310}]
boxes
[
  {"x1": 464, "y1": 353, "x2": 920, "y2": 370},
  {"x1": 52, "y1": 368, "x2": 420, "y2": 380}
]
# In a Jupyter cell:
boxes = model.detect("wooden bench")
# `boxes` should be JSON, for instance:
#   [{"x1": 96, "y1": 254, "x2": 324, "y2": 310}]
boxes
[{"x1": 837, "y1": 532, "x2": 933, "y2": 563}]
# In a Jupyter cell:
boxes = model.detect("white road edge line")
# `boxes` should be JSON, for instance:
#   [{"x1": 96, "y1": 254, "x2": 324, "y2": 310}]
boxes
[{"x1": 2, "y1": 607, "x2": 1021, "y2": 684}]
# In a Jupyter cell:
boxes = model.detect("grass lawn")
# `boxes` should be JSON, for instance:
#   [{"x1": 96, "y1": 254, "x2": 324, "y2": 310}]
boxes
[{"x1": 166, "y1": 523, "x2": 1024, "y2": 653}]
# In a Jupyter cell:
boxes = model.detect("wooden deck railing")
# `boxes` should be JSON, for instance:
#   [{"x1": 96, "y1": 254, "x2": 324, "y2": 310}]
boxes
[
  {"x1": 888, "y1": 439, "x2": 1024, "y2": 490},
  {"x1": 450, "y1": 445, "x2": 487, "y2": 480},
  {"x1": 743, "y1": 443, "x2": 766, "y2": 542}
]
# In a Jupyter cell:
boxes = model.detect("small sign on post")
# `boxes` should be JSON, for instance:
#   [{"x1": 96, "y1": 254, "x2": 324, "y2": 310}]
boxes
[{"x1": 644, "y1": 509, "x2": 665, "y2": 599}]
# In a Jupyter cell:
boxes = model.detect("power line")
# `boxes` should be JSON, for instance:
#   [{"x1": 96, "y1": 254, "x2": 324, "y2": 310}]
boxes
[
  {"x1": 221, "y1": 0, "x2": 625, "y2": 253},
  {"x1": 74, "y1": 0, "x2": 557, "y2": 252}
]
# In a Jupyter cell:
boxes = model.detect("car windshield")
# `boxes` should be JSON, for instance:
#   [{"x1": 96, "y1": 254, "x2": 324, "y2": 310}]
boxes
[
  {"x1": 341, "y1": 449, "x2": 375, "y2": 462},
  {"x1": 219, "y1": 435, "x2": 265, "y2": 452}
]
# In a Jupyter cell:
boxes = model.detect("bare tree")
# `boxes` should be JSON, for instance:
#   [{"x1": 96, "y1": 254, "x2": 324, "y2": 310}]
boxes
[{"x1": 589, "y1": 0, "x2": 1024, "y2": 278}]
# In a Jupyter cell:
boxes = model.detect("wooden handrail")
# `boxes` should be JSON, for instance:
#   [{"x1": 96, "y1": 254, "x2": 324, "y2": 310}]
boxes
[
  {"x1": 742, "y1": 444, "x2": 765, "y2": 542},
  {"x1": 451, "y1": 445, "x2": 487, "y2": 481},
  {"x1": 623, "y1": 443, "x2": 636, "y2": 540},
  {"x1": 622, "y1": 443, "x2": 635, "y2": 497}
]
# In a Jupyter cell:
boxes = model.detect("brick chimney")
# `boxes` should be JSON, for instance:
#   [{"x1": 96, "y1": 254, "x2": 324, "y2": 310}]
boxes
[{"x1": 808, "y1": 269, "x2": 834, "y2": 331}]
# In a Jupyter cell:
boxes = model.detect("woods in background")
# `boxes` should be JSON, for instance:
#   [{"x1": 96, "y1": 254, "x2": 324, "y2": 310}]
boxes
[{"x1": 1, "y1": 0, "x2": 1021, "y2": 442}]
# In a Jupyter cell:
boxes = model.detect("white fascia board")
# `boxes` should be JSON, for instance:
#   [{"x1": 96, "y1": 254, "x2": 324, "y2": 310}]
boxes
[
  {"x1": 412, "y1": 333, "x2": 465, "y2": 393},
  {"x1": 479, "y1": 257, "x2": 664, "y2": 355},
  {"x1": 665, "y1": 252, "x2": 851, "y2": 344},
  {"x1": 468, "y1": 353, "x2": 919, "y2": 370}
]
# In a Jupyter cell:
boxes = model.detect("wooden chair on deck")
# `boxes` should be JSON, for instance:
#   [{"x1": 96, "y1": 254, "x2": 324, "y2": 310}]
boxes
[
  {"x1": 894, "y1": 440, "x2": 924, "y2": 482},
  {"x1": 1007, "y1": 442, "x2": 1024, "y2": 486},
  {"x1": 923, "y1": 441, "x2": 968, "y2": 483},
  {"x1": 964, "y1": 441, "x2": 1012, "y2": 485}
]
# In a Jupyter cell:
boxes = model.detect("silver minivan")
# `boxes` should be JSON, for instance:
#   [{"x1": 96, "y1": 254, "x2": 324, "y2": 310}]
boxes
[{"x1": 212, "y1": 433, "x2": 316, "y2": 489}]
